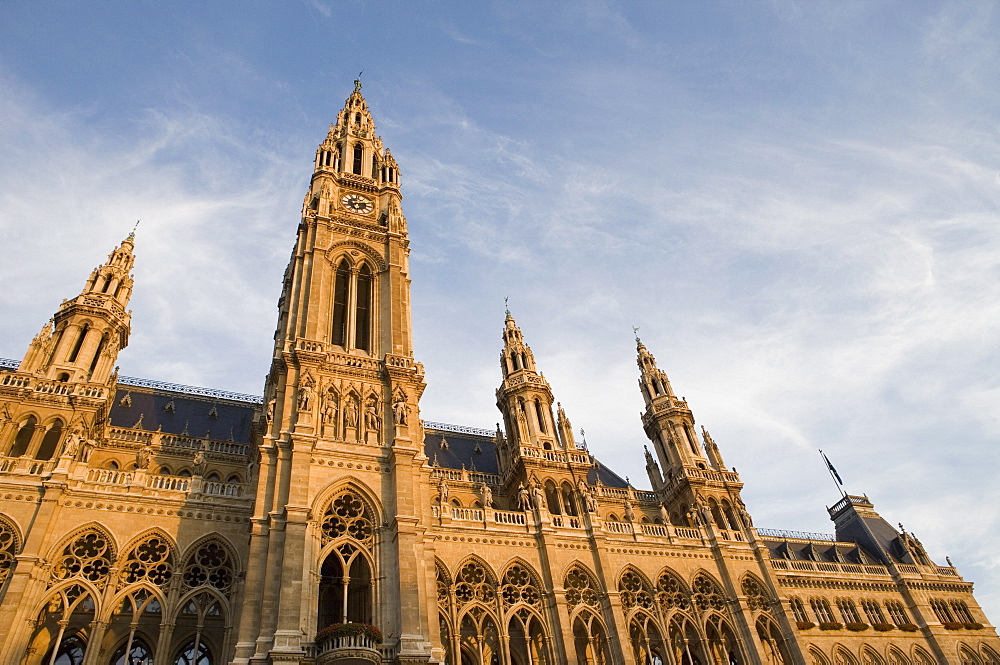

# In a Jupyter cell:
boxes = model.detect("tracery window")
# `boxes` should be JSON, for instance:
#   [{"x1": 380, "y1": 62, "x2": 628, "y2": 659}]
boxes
[
  {"x1": 501, "y1": 563, "x2": 541, "y2": 609},
  {"x1": 951, "y1": 600, "x2": 975, "y2": 623},
  {"x1": 862, "y1": 600, "x2": 886, "y2": 625},
  {"x1": 455, "y1": 559, "x2": 497, "y2": 607},
  {"x1": 885, "y1": 600, "x2": 909, "y2": 626},
  {"x1": 668, "y1": 615, "x2": 707, "y2": 665},
  {"x1": 619, "y1": 569, "x2": 654, "y2": 611},
  {"x1": 930, "y1": 599, "x2": 954, "y2": 623},
  {"x1": 109, "y1": 635, "x2": 154, "y2": 664},
  {"x1": 789, "y1": 597, "x2": 809, "y2": 623},
  {"x1": 318, "y1": 490, "x2": 376, "y2": 629},
  {"x1": 810, "y1": 598, "x2": 835, "y2": 624},
  {"x1": 564, "y1": 565, "x2": 601, "y2": 610},
  {"x1": 755, "y1": 617, "x2": 790, "y2": 665},
  {"x1": 174, "y1": 639, "x2": 212, "y2": 665},
  {"x1": 460, "y1": 607, "x2": 501, "y2": 665},
  {"x1": 331, "y1": 259, "x2": 375, "y2": 353},
  {"x1": 707, "y1": 615, "x2": 743, "y2": 665},
  {"x1": 834, "y1": 647, "x2": 860, "y2": 665},
  {"x1": 36, "y1": 585, "x2": 97, "y2": 665},
  {"x1": 629, "y1": 612, "x2": 666, "y2": 665},
  {"x1": 654, "y1": 570, "x2": 690, "y2": 612},
  {"x1": 508, "y1": 607, "x2": 549, "y2": 665},
  {"x1": 174, "y1": 592, "x2": 223, "y2": 665},
  {"x1": 886, "y1": 647, "x2": 910, "y2": 665},
  {"x1": 51, "y1": 528, "x2": 115, "y2": 588},
  {"x1": 741, "y1": 575, "x2": 771, "y2": 612},
  {"x1": 181, "y1": 540, "x2": 235, "y2": 596},
  {"x1": 960, "y1": 647, "x2": 983, "y2": 665},
  {"x1": 0, "y1": 516, "x2": 20, "y2": 592},
  {"x1": 837, "y1": 598, "x2": 862, "y2": 624},
  {"x1": 36, "y1": 419, "x2": 63, "y2": 460},
  {"x1": 9, "y1": 415, "x2": 37, "y2": 457},
  {"x1": 690, "y1": 573, "x2": 725, "y2": 612},
  {"x1": 119, "y1": 534, "x2": 173, "y2": 588},
  {"x1": 861, "y1": 647, "x2": 887, "y2": 665},
  {"x1": 573, "y1": 610, "x2": 610, "y2": 665}
]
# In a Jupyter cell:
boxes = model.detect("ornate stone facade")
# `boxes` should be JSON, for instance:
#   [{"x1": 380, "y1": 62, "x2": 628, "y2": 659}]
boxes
[{"x1": 0, "y1": 81, "x2": 997, "y2": 665}]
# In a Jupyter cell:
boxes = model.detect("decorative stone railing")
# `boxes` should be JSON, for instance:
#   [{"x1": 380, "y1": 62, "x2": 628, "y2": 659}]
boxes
[
  {"x1": 108, "y1": 427, "x2": 154, "y2": 444},
  {"x1": 451, "y1": 508, "x2": 485, "y2": 522},
  {"x1": 641, "y1": 523, "x2": 670, "y2": 537},
  {"x1": 423, "y1": 421, "x2": 494, "y2": 437},
  {"x1": 605, "y1": 521, "x2": 633, "y2": 534},
  {"x1": 493, "y1": 510, "x2": 526, "y2": 525},
  {"x1": 315, "y1": 633, "x2": 381, "y2": 665},
  {"x1": 0, "y1": 456, "x2": 47, "y2": 475},
  {"x1": 430, "y1": 467, "x2": 501, "y2": 486},
  {"x1": 770, "y1": 559, "x2": 889, "y2": 576},
  {"x1": 757, "y1": 527, "x2": 837, "y2": 541},
  {"x1": 203, "y1": 481, "x2": 244, "y2": 497},
  {"x1": 87, "y1": 468, "x2": 133, "y2": 485},
  {"x1": 147, "y1": 475, "x2": 190, "y2": 492},
  {"x1": 0, "y1": 372, "x2": 106, "y2": 399}
]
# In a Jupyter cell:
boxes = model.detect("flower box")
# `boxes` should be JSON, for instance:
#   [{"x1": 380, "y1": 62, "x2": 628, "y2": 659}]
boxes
[
  {"x1": 942, "y1": 621, "x2": 964, "y2": 630},
  {"x1": 818, "y1": 622, "x2": 843, "y2": 631},
  {"x1": 796, "y1": 621, "x2": 815, "y2": 630},
  {"x1": 845, "y1": 622, "x2": 869, "y2": 632},
  {"x1": 872, "y1": 623, "x2": 894, "y2": 632},
  {"x1": 897, "y1": 623, "x2": 919, "y2": 632},
  {"x1": 315, "y1": 622, "x2": 383, "y2": 643},
  {"x1": 964, "y1": 622, "x2": 984, "y2": 630}
]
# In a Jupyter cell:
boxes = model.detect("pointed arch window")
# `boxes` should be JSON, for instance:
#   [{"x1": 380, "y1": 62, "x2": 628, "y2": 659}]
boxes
[
  {"x1": 331, "y1": 259, "x2": 376, "y2": 354},
  {"x1": 67, "y1": 324, "x2": 90, "y2": 363},
  {"x1": 533, "y1": 399, "x2": 547, "y2": 434},
  {"x1": 9, "y1": 416, "x2": 37, "y2": 457},
  {"x1": 89, "y1": 333, "x2": 108, "y2": 376},
  {"x1": 352, "y1": 143, "x2": 364, "y2": 175},
  {"x1": 36, "y1": 419, "x2": 63, "y2": 460}
]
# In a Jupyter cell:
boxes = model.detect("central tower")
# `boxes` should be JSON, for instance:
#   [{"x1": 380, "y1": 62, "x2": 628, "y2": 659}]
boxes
[{"x1": 232, "y1": 81, "x2": 433, "y2": 665}]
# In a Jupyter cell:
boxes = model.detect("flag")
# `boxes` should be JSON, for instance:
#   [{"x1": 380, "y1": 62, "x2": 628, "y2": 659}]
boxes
[{"x1": 821, "y1": 451, "x2": 843, "y2": 485}]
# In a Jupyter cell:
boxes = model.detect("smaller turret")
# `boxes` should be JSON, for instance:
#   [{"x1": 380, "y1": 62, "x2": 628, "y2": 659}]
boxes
[{"x1": 19, "y1": 233, "x2": 135, "y2": 385}]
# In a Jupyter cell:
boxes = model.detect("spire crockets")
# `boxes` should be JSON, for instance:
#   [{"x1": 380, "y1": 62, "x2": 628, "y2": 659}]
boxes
[
  {"x1": 19, "y1": 233, "x2": 135, "y2": 384},
  {"x1": 635, "y1": 339, "x2": 710, "y2": 473},
  {"x1": 496, "y1": 313, "x2": 560, "y2": 451}
]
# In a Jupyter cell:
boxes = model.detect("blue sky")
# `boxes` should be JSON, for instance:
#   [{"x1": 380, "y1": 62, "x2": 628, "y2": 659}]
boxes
[{"x1": 2, "y1": 1, "x2": 1000, "y2": 621}]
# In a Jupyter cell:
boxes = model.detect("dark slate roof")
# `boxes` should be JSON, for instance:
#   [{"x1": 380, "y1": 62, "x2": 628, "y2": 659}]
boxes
[
  {"x1": 423, "y1": 430, "x2": 500, "y2": 475},
  {"x1": 761, "y1": 539, "x2": 880, "y2": 565},
  {"x1": 422, "y1": 428, "x2": 631, "y2": 488},
  {"x1": 109, "y1": 388, "x2": 256, "y2": 443}
]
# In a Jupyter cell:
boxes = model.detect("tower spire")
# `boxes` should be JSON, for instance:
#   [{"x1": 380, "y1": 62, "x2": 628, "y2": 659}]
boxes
[{"x1": 19, "y1": 233, "x2": 134, "y2": 384}]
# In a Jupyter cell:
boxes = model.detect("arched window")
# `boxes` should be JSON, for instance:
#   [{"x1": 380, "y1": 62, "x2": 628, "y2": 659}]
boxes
[
  {"x1": 561, "y1": 482, "x2": 577, "y2": 516},
  {"x1": 331, "y1": 259, "x2": 376, "y2": 353},
  {"x1": 332, "y1": 260, "x2": 350, "y2": 346},
  {"x1": 89, "y1": 332, "x2": 108, "y2": 375},
  {"x1": 534, "y1": 399, "x2": 547, "y2": 434},
  {"x1": 109, "y1": 634, "x2": 154, "y2": 664},
  {"x1": 174, "y1": 640, "x2": 212, "y2": 665},
  {"x1": 789, "y1": 597, "x2": 809, "y2": 623},
  {"x1": 544, "y1": 480, "x2": 561, "y2": 515},
  {"x1": 67, "y1": 324, "x2": 89, "y2": 363},
  {"x1": 352, "y1": 143, "x2": 364, "y2": 175},
  {"x1": 36, "y1": 420, "x2": 64, "y2": 461},
  {"x1": 355, "y1": 264, "x2": 372, "y2": 353},
  {"x1": 9, "y1": 416, "x2": 37, "y2": 457},
  {"x1": 0, "y1": 516, "x2": 21, "y2": 590},
  {"x1": 756, "y1": 617, "x2": 791, "y2": 664}
]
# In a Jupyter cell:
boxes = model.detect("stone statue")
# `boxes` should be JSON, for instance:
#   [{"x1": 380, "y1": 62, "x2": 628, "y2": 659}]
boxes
[
  {"x1": 480, "y1": 483, "x2": 493, "y2": 509},
  {"x1": 437, "y1": 477, "x2": 449, "y2": 503},
  {"x1": 297, "y1": 385, "x2": 312, "y2": 412},
  {"x1": 659, "y1": 502, "x2": 670, "y2": 525},
  {"x1": 345, "y1": 400, "x2": 359, "y2": 428},
  {"x1": 624, "y1": 499, "x2": 635, "y2": 523},
  {"x1": 585, "y1": 488, "x2": 598, "y2": 514},
  {"x1": 532, "y1": 482, "x2": 545, "y2": 510},
  {"x1": 265, "y1": 398, "x2": 276, "y2": 423},
  {"x1": 322, "y1": 393, "x2": 338, "y2": 435},
  {"x1": 365, "y1": 403, "x2": 381, "y2": 432},
  {"x1": 393, "y1": 399, "x2": 408, "y2": 425},
  {"x1": 62, "y1": 431, "x2": 82, "y2": 459},
  {"x1": 517, "y1": 483, "x2": 531, "y2": 511},
  {"x1": 193, "y1": 450, "x2": 207, "y2": 477},
  {"x1": 136, "y1": 445, "x2": 151, "y2": 470}
]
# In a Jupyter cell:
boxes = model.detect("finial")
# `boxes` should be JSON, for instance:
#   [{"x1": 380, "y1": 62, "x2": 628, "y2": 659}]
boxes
[
  {"x1": 504, "y1": 296, "x2": 510, "y2": 316},
  {"x1": 632, "y1": 326, "x2": 641, "y2": 343},
  {"x1": 127, "y1": 219, "x2": 140, "y2": 241},
  {"x1": 354, "y1": 73, "x2": 363, "y2": 92}
]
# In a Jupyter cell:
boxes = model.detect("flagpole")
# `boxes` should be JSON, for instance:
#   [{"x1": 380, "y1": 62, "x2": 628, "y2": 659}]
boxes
[{"x1": 819, "y1": 449, "x2": 847, "y2": 498}]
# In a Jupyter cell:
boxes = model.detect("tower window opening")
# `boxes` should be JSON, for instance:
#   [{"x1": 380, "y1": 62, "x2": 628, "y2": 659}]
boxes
[
  {"x1": 355, "y1": 264, "x2": 372, "y2": 353},
  {"x1": 67, "y1": 324, "x2": 90, "y2": 363},
  {"x1": 354, "y1": 112, "x2": 361, "y2": 125},
  {"x1": 8, "y1": 416, "x2": 37, "y2": 457},
  {"x1": 88, "y1": 333, "x2": 108, "y2": 375},
  {"x1": 334, "y1": 144, "x2": 342, "y2": 171},
  {"x1": 352, "y1": 143, "x2": 364, "y2": 175},
  {"x1": 35, "y1": 420, "x2": 63, "y2": 461},
  {"x1": 332, "y1": 261, "x2": 351, "y2": 347},
  {"x1": 372, "y1": 155, "x2": 379, "y2": 181},
  {"x1": 101, "y1": 274, "x2": 113, "y2": 293},
  {"x1": 534, "y1": 399, "x2": 547, "y2": 434}
]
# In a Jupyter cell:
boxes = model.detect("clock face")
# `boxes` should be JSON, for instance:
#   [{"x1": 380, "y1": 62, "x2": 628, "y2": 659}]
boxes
[{"x1": 341, "y1": 193, "x2": 375, "y2": 214}]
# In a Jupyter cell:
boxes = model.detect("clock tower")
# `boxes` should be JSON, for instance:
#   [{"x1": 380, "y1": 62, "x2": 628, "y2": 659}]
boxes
[{"x1": 232, "y1": 81, "x2": 434, "y2": 665}]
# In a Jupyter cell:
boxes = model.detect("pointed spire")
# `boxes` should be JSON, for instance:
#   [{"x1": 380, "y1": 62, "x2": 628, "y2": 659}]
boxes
[{"x1": 636, "y1": 339, "x2": 675, "y2": 405}]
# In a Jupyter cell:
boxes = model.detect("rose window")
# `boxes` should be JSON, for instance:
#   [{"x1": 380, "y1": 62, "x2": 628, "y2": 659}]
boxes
[
  {"x1": 618, "y1": 571, "x2": 653, "y2": 610},
  {"x1": 501, "y1": 563, "x2": 541, "y2": 608},
  {"x1": 655, "y1": 572, "x2": 689, "y2": 611},
  {"x1": 119, "y1": 535, "x2": 173, "y2": 588},
  {"x1": 691, "y1": 573, "x2": 726, "y2": 612},
  {"x1": 0, "y1": 519, "x2": 18, "y2": 587},
  {"x1": 51, "y1": 530, "x2": 114, "y2": 587},
  {"x1": 454, "y1": 560, "x2": 496, "y2": 607},
  {"x1": 321, "y1": 491, "x2": 374, "y2": 546},
  {"x1": 741, "y1": 575, "x2": 770, "y2": 612},
  {"x1": 564, "y1": 565, "x2": 601, "y2": 609},
  {"x1": 182, "y1": 541, "x2": 234, "y2": 594}
]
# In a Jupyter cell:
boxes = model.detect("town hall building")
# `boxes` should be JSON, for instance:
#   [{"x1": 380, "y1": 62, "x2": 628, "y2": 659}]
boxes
[{"x1": 0, "y1": 82, "x2": 998, "y2": 665}]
